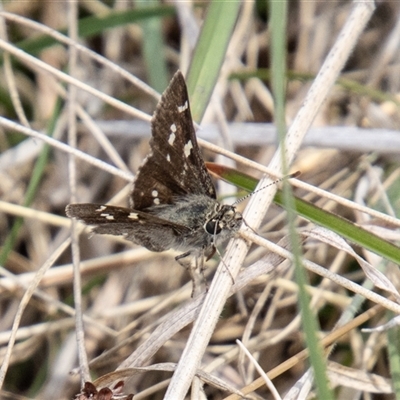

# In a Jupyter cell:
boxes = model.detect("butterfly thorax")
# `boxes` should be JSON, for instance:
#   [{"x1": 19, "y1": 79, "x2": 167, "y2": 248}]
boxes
[{"x1": 147, "y1": 194, "x2": 242, "y2": 253}]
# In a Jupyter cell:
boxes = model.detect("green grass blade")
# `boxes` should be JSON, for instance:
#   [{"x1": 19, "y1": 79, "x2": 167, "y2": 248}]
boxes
[
  {"x1": 13, "y1": 6, "x2": 175, "y2": 58},
  {"x1": 138, "y1": 0, "x2": 169, "y2": 92},
  {"x1": 230, "y1": 69, "x2": 400, "y2": 108},
  {"x1": 186, "y1": 1, "x2": 241, "y2": 122},
  {"x1": 270, "y1": 0, "x2": 332, "y2": 397},
  {"x1": 207, "y1": 163, "x2": 400, "y2": 266},
  {"x1": 0, "y1": 99, "x2": 62, "y2": 266},
  {"x1": 387, "y1": 312, "x2": 400, "y2": 398}
]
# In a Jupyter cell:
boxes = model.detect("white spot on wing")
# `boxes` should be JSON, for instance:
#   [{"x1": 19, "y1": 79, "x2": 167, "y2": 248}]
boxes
[
  {"x1": 168, "y1": 132, "x2": 176, "y2": 145},
  {"x1": 184, "y1": 140, "x2": 193, "y2": 157},
  {"x1": 96, "y1": 206, "x2": 107, "y2": 212},
  {"x1": 170, "y1": 123, "x2": 177, "y2": 132},
  {"x1": 152, "y1": 189, "x2": 160, "y2": 205},
  {"x1": 166, "y1": 154, "x2": 171, "y2": 162},
  {"x1": 128, "y1": 212, "x2": 139, "y2": 220},
  {"x1": 178, "y1": 101, "x2": 188, "y2": 113},
  {"x1": 101, "y1": 213, "x2": 115, "y2": 220}
]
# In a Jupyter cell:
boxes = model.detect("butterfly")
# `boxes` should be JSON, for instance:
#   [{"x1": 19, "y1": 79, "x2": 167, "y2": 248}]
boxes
[{"x1": 66, "y1": 71, "x2": 242, "y2": 268}]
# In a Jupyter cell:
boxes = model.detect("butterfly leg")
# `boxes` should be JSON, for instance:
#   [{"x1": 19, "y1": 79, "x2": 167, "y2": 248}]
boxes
[
  {"x1": 175, "y1": 251, "x2": 207, "y2": 297},
  {"x1": 210, "y1": 245, "x2": 235, "y2": 284},
  {"x1": 175, "y1": 250, "x2": 191, "y2": 262},
  {"x1": 196, "y1": 252, "x2": 209, "y2": 294}
]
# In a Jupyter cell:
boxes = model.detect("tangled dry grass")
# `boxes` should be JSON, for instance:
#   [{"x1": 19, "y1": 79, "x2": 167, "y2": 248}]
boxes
[{"x1": 1, "y1": 1, "x2": 400, "y2": 399}]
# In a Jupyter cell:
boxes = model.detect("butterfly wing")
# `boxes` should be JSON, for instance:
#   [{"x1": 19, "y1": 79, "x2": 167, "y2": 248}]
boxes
[
  {"x1": 66, "y1": 204, "x2": 192, "y2": 252},
  {"x1": 66, "y1": 72, "x2": 217, "y2": 254},
  {"x1": 131, "y1": 71, "x2": 216, "y2": 210}
]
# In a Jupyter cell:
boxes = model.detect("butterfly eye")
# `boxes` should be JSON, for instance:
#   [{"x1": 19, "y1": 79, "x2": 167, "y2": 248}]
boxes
[{"x1": 205, "y1": 219, "x2": 222, "y2": 235}]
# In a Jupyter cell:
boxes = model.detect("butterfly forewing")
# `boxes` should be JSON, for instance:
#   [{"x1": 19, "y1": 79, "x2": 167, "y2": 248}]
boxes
[{"x1": 131, "y1": 71, "x2": 216, "y2": 211}]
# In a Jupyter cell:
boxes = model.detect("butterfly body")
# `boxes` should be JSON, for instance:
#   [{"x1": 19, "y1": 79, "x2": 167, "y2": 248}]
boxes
[
  {"x1": 147, "y1": 194, "x2": 240, "y2": 254},
  {"x1": 66, "y1": 71, "x2": 242, "y2": 264}
]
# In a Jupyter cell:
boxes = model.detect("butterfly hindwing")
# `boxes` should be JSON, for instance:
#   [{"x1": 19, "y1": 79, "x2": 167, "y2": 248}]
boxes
[
  {"x1": 131, "y1": 71, "x2": 216, "y2": 211},
  {"x1": 66, "y1": 204, "x2": 191, "y2": 252}
]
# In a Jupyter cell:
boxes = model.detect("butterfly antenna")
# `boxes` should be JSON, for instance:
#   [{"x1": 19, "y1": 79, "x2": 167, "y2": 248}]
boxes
[{"x1": 232, "y1": 170, "x2": 300, "y2": 206}]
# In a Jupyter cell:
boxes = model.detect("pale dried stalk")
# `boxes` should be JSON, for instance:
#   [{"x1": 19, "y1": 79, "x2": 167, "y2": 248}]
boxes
[
  {"x1": 0, "y1": 37, "x2": 151, "y2": 121},
  {"x1": 0, "y1": 11, "x2": 160, "y2": 100},
  {"x1": 0, "y1": 117, "x2": 133, "y2": 182},
  {"x1": 164, "y1": 2, "x2": 376, "y2": 398},
  {"x1": 66, "y1": 0, "x2": 90, "y2": 384},
  {"x1": 0, "y1": 241, "x2": 71, "y2": 389}
]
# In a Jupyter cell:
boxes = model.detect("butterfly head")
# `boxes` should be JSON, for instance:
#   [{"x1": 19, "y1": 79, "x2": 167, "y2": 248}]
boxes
[{"x1": 204, "y1": 203, "x2": 242, "y2": 238}]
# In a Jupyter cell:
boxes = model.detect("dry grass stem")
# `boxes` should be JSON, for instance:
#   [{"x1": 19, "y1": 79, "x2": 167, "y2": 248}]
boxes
[{"x1": 2, "y1": 1, "x2": 400, "y2": 399}]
